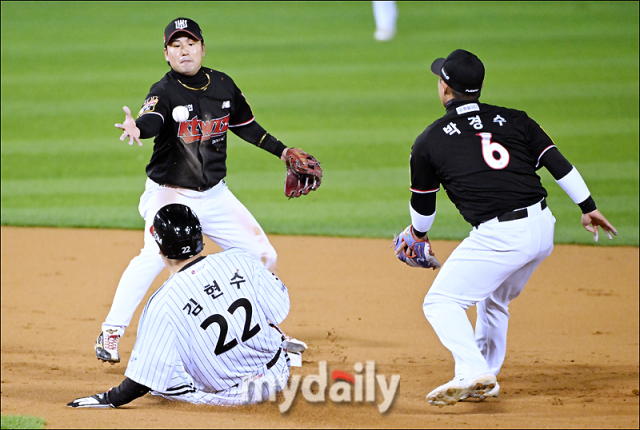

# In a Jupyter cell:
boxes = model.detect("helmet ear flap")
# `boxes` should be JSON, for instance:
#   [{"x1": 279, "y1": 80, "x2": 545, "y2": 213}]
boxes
[{"x1": 153, "y1": 204, "x2": 204, "y2": 260}]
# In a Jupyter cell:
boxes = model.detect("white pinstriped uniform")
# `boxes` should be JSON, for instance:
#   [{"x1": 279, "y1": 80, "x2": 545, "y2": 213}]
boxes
[
  {"x1": 103, "y1": 177, "x2": 278, "y2": 335},
  {"x1": 124, "y1": 248, "x2": 290, "y2": 405}
]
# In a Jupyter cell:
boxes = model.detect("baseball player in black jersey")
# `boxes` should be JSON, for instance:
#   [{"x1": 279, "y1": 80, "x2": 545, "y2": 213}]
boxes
[
  {"x1": 96, "y1": 18, "x2": 314, "y2": 364},
  {"x1": 393, "y1": 49, "x2": 617, "y2": 407}
]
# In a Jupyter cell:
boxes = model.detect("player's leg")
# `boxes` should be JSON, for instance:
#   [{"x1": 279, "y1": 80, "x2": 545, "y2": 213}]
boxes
[
  {"x1": 475, "y1": 209, "x2": 556, "y2": 377},
  {"x1": 372, "y1": 1, "x2": 397, "y2": 41},
  {"x1": 423, "y1": 220, "x2": 537, "y2": 405},
  {"x1": 423, "y1": 225, "x2": 530, "y2": 378},
  {"x1": 98, "y1": 180, "x2": 186, "y2": 362},
  {"x1": 198, "y1": 181, "x2": 278, "y2": 273},
  {"x1": 150, "y1": 349, "x2": 290, "y2": 406}
]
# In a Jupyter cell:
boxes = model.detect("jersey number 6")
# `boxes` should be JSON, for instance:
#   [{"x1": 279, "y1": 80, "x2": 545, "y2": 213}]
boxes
[
  {"x1": 477, "y1": 132, "x2": 510, "y2": 169},
  {"x1": 200, "y1": 298, "x2": 262, "y2": 355}
]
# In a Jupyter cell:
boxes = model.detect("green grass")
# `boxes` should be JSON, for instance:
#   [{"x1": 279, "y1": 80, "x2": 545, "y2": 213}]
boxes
[
  {"x1": 0, "y1": 415, "x2": 45, "y2": 430},
  {"x1": 1, "y1": 1, "x2": 638, "y2": 245}
]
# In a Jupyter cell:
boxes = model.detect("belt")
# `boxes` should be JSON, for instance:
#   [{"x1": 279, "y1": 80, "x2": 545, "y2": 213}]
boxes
[
  {"x1": 497, "y1": 198, "x2": 547, "y2": 223},
  {"x1": 159, "y1": 183, "x2": 213, "y2": 192},
  {"x1": 266, "y1": 347, "x2": 282, "y2": 370}
]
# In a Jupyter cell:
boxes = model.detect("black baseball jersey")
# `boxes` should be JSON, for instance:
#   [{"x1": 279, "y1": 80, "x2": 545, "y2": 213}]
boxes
[
  {"x1": 136, "y1": 68, "x2": 255, "y2": 191},
  {"x1": 411, "y1": 99, "x2": 556, "y2": 226}
]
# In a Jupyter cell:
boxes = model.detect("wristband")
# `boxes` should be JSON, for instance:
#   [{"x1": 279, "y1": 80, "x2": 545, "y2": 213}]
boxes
[
  {"x1": 578, "y1": 196, "x2": 597, "y2": 214},
  {"x1": 555, "y1": 167, "x2": 590, "y2": 204},
  {"x1": 410, "y1": 204, "x2": 435, "y2": 234}
]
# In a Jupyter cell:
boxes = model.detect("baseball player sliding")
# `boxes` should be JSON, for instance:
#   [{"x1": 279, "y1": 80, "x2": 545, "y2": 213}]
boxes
[
  {"x1": 394, "y1": 49, "x2": 617, "y2": 407},
  {"x1": 70, "y1": 204, "x2": 293, "y2": 408},
  {"x1": 96, "y1": 18, "x2": 321, "y2": 364}
]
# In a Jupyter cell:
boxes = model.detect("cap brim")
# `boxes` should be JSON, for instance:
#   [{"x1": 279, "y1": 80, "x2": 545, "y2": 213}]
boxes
[
  {"x1": 166, "y1": 30, "x2": 202, "y2": 45},
  {"x1": 430, "y1": 58, "x2": 445, "y2": 76}
]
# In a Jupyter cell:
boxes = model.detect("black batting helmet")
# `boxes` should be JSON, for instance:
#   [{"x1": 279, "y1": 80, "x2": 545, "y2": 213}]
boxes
[{"x1": 152, "y1": 204, "x2": 204, "y2": 260}]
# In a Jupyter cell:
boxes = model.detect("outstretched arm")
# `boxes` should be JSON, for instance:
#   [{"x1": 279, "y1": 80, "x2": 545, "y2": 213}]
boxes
[
  {"x1": 114, "y1": 106, "x2": 142, "y2": 146},
  {"x1": 540, "y1": 147, "x2": 617, "y2": 242},
  {"x1": 230, "y1": 120, "x2": 287, "y2": 158},
  {"x1": 68, "y1": 377, "x2": 150, "y2": 409}
]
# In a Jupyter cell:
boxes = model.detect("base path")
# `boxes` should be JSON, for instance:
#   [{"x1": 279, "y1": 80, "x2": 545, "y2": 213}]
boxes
[{"x1": 1, "y1": 226, "x2": 638, "y2": 428}]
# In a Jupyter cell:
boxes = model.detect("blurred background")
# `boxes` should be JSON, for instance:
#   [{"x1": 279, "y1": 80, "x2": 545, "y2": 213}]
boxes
[{"x1": 1, "y1": 1, "x2": 638, "y2": 245}]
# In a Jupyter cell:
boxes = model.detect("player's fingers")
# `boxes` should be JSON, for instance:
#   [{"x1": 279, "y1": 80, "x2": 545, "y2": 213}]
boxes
[
  {"x1": 115, "y1": 123, "x2": 125, "y2": 130},
  {"x1": 395, "y1": 240, "x2": 407, "y2": 256},
  {"x1": 602, "y1": 222, "x2": 618, "y2": 237},
  {"x1": 123, "y1": 106, "x2": 132, "y2": 117},
  {"x1": 120, "y1": 131, "x2": 128, "y2": 141},
  {"x1": 593, "y1": 226, "x2": 599, "y2": 242},
  {"x1": 605, "y1": 229, "x2": 613, "y2": 240},
  {"x1": 135, "y1": 136, "x2": 142, "y2": 147}
]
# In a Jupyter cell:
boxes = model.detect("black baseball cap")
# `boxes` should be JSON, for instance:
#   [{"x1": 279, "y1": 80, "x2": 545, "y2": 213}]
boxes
[
  {"x1": 164, "y1": 18, "x2": 203, "y2": 46},
  {"x1": 430, "y1": 49, "x2": 484, "y2": 94}
]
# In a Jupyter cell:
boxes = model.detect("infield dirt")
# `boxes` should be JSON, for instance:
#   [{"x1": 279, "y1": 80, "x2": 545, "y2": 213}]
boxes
[{"x1": 1, "y1": 226, "x2": 638, "y2": 428}]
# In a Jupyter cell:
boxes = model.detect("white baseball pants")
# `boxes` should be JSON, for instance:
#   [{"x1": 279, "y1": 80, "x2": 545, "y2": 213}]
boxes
[
  {"x1": 373, "y1": 1, "x2": 398, "y2": 33},
  {"x1": 423, "y1": 201, "x2": 555, "y2": 380},
  {"x1": 103, "y1": 178, "x2": 277, "y2": 333},
  {"x1": 149, "y1": 349, "x2": 291, "y2": 406}
]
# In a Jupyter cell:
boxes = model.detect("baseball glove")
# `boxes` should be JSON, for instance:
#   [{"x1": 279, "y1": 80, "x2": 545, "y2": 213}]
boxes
[
  {"x1": 67, "y1": 391, "x2": 114, "y2": 408},
  {"x1": 284, "y1": 148, "x2": 322, "y2": 198},
  {"x1": 393, "y1": 225, "x2": 441, "y2": 270}
]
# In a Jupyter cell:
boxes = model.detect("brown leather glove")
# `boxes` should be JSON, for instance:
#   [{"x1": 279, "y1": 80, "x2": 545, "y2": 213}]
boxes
[{"x1": 283, "y1": 148, "x2": 322, "y2": 198}]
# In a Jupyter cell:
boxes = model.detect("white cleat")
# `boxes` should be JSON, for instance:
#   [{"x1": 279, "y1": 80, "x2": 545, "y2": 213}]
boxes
[
  {"x1": 470, "y1": 381, "x2": 500, "y2": 400},
  {"x1": 95, "y1": 327, "x2": 123, "y2": 364},
  {"x1": 268, "y1": 321, "x2": 307, "y2": 353},
  {"x1": 283, "y1": 335, "x2": 307, "y2": 354},
  {"x1": 427, "y1": 374, "x2": 496, "y2": 407}
]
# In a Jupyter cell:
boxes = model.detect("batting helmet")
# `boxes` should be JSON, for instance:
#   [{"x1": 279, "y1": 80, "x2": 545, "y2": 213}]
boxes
[{"x1": 152, "y1": 204, "x2": 204, "y2": 260}]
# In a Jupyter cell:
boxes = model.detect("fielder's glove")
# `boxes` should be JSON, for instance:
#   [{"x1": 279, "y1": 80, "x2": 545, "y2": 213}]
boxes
[
  {"x1": 393, "y1": 225, "x2": 441, "y2": 270},
  {"x1": 284, "y1": 148, "x2": 322, "y2": 198},
  {"x1": 67, "y1": 391, "x2": 114, "y2": 409}
]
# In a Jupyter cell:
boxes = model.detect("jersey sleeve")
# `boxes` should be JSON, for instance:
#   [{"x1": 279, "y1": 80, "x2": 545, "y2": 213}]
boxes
[
  {"x1": 254, "y1": 264, "x2": 290, "y2": 326},
  {"x1": 523, "y1": 113, "x2": 557, "y2": 169},
  {"x1": 410, "y1": 133, "x2": 440, "y2": 195},
  {"x1": 124, "y1": 298, "x2": 179, "y2": 392},
  {"x1": 136, "y1": 81, "x2": 171, "y2": 125},
  {"x1": 228, "y1": 80, "x2": 255, "y2": 127}
]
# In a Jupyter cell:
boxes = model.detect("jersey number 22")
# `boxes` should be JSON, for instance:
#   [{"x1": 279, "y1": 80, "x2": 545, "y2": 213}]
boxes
[{"x1": 200, "y1": 298, "x2": 261, "y2": 355}]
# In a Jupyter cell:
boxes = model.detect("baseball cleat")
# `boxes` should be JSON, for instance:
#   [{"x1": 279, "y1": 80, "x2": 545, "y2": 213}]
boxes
[
  {"x1": 470, "y1": 381, "x2": 500, "y2": 400},
  {"x1": 95, "y1": 328, "x2": 122, "y2": 363},
  {"x1": 283, "y1": 335, "x2": 308, "y2": 354},
  {"x1": 461, "y1": 381, "x2": 500, "y2": 402},
  {"x1": 426, "y1": 374, "x2": 496, "y2": 407},
  {"x1": 268, "y1": 321, "x2": 308, "y2": 353}
]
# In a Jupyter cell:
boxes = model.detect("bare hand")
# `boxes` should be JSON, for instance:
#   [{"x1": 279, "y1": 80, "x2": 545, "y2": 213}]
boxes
[
  {"x1": 581, "y1": 209, "x2": 617, "y2": 242},
  {"x1": 114, "y1": 106, "x2": 141, "y2": 146}
]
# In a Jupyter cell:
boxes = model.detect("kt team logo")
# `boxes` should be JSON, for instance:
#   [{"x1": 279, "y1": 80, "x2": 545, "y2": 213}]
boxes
[{"x1": 178, "y1": 115, "x2": 230, "y2": 144}]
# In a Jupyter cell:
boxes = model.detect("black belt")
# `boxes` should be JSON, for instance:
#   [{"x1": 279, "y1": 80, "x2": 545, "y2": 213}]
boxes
[
  {"x1": 159, "y1": 183, "x2": 213, "y2": 192},
  {"x1": 266, "y1": 347, "x2": 282, "y2": 370},
  {"x1": 497, "y1": 198, "x2": 547, "y2": 223}
]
